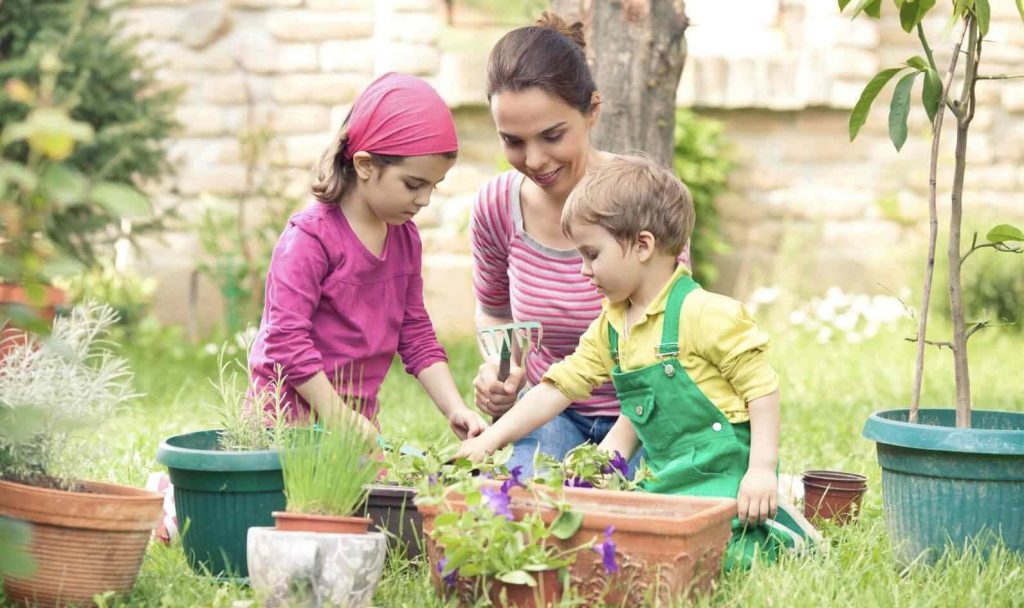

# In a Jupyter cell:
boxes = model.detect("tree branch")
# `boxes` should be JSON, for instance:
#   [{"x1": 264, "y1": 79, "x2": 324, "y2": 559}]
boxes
[
  {"x1": 905, "y1": 336, "x2": 953, "y2": 350},
  {"x1": 978, "y1": 73, "x2": 1024, "y2": 80}
]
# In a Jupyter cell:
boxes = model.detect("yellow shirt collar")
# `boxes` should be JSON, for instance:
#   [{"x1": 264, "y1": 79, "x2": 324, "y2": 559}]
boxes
[{"x1": 603, "y1": 263, "x2": 693, "y2": 331}]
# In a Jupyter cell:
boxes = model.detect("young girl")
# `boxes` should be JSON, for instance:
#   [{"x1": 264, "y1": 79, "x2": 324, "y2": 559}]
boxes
[
  {"x1": 249, "y1": 72, "x2": 487, "y2": 440},
  {"x1": 458, "y1": 156, "x2": 816, "y2": 570}
]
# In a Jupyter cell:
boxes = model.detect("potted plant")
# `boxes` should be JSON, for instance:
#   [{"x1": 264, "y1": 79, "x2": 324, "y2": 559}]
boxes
[
  {"x1": 418, "y1": 454, "x2": 735, "y2": 606},
  {"x1": 843, "y1": 0, "x2": 1024, "y2": 562},
  {"x1": 418, "y1": 470, "x2": 598, "y2": 608},
  {"x1": 247, "y1": 412, "x2": 386, "y2": 608},
  {"x1": 155, "y1": 345, "x2": 290, "y2": 578},
  {"x1": 0, "y1": 303, "x2": 163, "y2": 607}
]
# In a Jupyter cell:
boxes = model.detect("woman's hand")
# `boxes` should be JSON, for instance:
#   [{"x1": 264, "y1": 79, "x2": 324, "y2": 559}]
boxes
[
  {"x1": 472, "y1": 360, "x2": 526, "y2": 417},
  {"x1": 447, "y1": 406, "x2": 489, "y2": 440},
  {"x1": 737, "y1": 466, "x2": 778, "y2": 526}
]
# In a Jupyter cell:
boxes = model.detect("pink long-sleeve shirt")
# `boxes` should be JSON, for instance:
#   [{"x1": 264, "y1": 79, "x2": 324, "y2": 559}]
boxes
[{"x1": 249, "y1": 202, "x2": 447, "y2": 422}]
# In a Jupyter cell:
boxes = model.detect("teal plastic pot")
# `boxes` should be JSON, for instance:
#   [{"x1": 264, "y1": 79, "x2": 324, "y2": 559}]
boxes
[
  {"x1": 156, "y1": 430, "x2": 284, "y2": 578},
  {"x1": 862, "y1": 409, "x2": 1024, "y2": 563}
]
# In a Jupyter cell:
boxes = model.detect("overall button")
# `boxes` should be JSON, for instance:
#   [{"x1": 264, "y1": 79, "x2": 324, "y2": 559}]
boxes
[
  {"x1": 711, "y1": 422, "x2": 723, "y2": 432},
  {"x1": 663, "y1": 363, "x2": 675, "y2": 377},
  {"x1": 635, "y1": 405, "x2": 644, "y2": 416}
]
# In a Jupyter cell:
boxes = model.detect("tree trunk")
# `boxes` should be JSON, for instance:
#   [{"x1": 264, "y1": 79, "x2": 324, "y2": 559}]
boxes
[{"x1": 549, "y1": 0, "x2": 689, "y2": 165}]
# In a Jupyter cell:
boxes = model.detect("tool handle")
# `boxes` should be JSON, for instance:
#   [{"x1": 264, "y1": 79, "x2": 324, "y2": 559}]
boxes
[{"x1": 497, "y1": 356, "x2": 511, "y2": 383}]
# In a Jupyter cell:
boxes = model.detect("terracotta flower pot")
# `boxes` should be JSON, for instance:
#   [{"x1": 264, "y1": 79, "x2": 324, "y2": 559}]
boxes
[
  {"x1": 801, "y1": 470, "x2": 868, "y2": 525},
  {"x1": 420, "y1": 480, "x2": 735, "y2": 605},
  {"x1": 486, "y1": 569, "x2": 562, "y2": 608},
  {"x1": 272, "y1": 511, "x2": 371, "y2": 534},
  {"x1": 0, "y1": 283, "x2": 66, "y2": 361},
  {"x1": 0, "y1": 478, "x2": 162, "y2": 607}
]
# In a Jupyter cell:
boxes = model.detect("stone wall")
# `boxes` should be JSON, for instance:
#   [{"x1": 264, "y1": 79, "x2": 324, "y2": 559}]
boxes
[{"x1": 121, "y1": 0, "x2": 1024, "y2": 336}]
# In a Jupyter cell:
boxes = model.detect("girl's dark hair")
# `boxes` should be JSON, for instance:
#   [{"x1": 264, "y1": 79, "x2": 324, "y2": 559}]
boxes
[
  {"x1": 486, "y1": 11, "x2": 596, "y2": 115},
  {"x1": 312, "y1": 113, "x2": 457, "y2": 205}
]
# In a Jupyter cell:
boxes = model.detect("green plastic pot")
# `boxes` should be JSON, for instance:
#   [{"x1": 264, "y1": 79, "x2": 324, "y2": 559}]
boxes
[
  {"x1": 862, "y1": 408, "x2": 1024, "y2": 563},
  {"x1": 156, "y1": 430, "x2": 284, "y2": 578}
]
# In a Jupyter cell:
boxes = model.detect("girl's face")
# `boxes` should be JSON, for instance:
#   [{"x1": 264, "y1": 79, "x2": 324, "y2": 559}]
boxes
[
  {"x1": 354, "y1": 153, "x2": 456, "y2": 225},
  {"x1": 490, "y1": 87, "x2": 598, "y2": 201}
]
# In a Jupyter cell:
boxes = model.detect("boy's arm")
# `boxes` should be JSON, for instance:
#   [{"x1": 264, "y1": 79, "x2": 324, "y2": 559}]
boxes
[
  {"x1": 454, "y1": 382, "x2": 572, "y2": 461},
  {"x1": 415, "y1": 361, "x2": 488, "y2": 439},
  {"x1": 737, "y1": 388, "x2": 780, "y2": 525},
  {"x1": 598, "y1": 416, "x2": 640, "y2": 460}
]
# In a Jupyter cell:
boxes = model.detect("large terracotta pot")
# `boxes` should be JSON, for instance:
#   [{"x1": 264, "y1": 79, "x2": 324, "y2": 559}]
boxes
[
  {"x1": 0, "y1": 478, "x2": 162, "y2": 607},
  {"x1": 420, "y1": 480, "x2": 735, "y2": 605},
  {"x1": 444, "y1": 569, "x2": 563, "y2": 608},
  {"x1": 273, "y1": 511, "x2": 371, "y2": 534}
]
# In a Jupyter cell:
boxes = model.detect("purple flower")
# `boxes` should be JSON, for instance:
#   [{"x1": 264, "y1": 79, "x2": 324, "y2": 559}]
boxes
[
  {"x1": 607, "y1": 451, "x2": 629, "y2": 477},
  {"x1": 500, "y1": 465, "x2": 526, "y2": 494},
  {"x1": 437, "y1": 557, "x2": 457, "y2": 588},
  {"x1": 427, "y1": 473, "x2": 438, "y2": 486},
  {"x1": 593, "y1": 525, "x2": 618, "y2": 573},
  {"x1": 481, "y1": 486, "x2": 513, "y2": 519},
  {"x1": 564, "y1": 476, "x2": 594, "y2": 488}
]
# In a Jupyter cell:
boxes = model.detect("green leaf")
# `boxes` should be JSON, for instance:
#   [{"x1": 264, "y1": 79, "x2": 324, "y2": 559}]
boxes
[
  {"x1": 39, "y1": 163, "x2": 87, "y2": 207},
  {"x1": 497, "y1": 570, "x2": 536, "y2": 587},
  {"x1": 851, "y1": 0, "x2": 882, "y2": 18},
  {"x1": 434, "y1": 511, "x2": 459, "y2": 528},
  {"x1": 0, "y1": 161, "x2": 37, "y2": 191},
  {"x1": 87, "y1": 182, "x2": 152, "y2": 218},
  {"x1": 850, "y1": 67, "x2": 905, "y2": 141},
  {"x1": 900, "y1": 0, "x2": 937, "y2": 32},
  {"x1": 41, "y1": 255, "x2": 86, "y2": 279},
  {"x1": 906, "y1": 56, "x2": 929, "y2": 71},
  {"x1": 889, "y1": 71, "x2": 918, "y2": 151},
  {"x1": 839, "y1": 0, "x2": 854, "y2": 11},
  {"x1": 549, "y1": 510, "x2": 584, "y2": 540},
  {"x1": 923, "y1": 67, "x2": 942, "y2": 123},
  {"x1": 1017, "y1": 0, "x2": 1024, "y2": 24},
  {"x1": 986, "y1": 224, "x2": 1024, "y2": 243},
  {"x1": 975, "y1": 0, "x2": 990, "y2": 36}
]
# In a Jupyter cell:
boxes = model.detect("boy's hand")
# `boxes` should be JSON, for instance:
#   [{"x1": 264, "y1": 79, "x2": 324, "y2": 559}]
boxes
[
  {"x1": 453, "y1": 435, "x2": 495, "y2": 463},
  {"x1": 473, "y1": 361, "x2": 526, "y2": 417},
  {"x1": 447, "y1": 407, "x2": 489, "y2": 440},
  {"x1": 737, "y1": 467, "x2": 778, "y2": 526}
]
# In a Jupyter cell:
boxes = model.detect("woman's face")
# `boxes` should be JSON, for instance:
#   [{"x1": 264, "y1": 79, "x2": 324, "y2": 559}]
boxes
[{"x1": 490, "y1": 87, "x2": 598, "y2": 201}]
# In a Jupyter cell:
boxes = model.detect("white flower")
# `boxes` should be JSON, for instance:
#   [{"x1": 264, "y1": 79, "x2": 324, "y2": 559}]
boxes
[
  {"x1": 203, "y1": 343, "x2": 219, "y2": 356},
  {"x1": 788, "y1": 310, "x2": 809, "y2": 326},
  {"x1": 816, "y1": 327, "x2": 833, "y2": 343},
  {"x1": 834, "y1": 312, "x2": 859, "y2": 332},
  {"x1": 750, "y1": 286, "x2": 781, "y2": 305},
  {"x1": 846, "y1": 332, "x2": 864, "y2": 344}
]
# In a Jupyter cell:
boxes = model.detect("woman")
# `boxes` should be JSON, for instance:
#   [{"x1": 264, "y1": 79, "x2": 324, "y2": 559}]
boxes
[{"x1": 471, "y1": 12, "x2": 688, "y2": 473}]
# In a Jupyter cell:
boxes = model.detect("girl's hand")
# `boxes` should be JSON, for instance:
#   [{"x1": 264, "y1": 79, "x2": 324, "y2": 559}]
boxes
[
  {"x1": 448, "y1": 407, "x2": 489, "y2": 440},
  {"x1": 453, "y1": 435, "x2": 495, "y2": 463},
  {"x1": 473, "y1": 360, "x2": 526, "y2": 417},
  {"x1": 737, "y1": 467, "x2": 778, "y2": 526}
]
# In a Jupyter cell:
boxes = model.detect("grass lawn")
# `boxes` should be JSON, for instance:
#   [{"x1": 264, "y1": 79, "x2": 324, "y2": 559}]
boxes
[{"x1": 3, "y1": 320, "x2": 1023, "y2": 607}]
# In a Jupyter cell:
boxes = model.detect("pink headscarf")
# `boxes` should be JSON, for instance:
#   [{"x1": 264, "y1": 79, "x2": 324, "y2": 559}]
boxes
[{"x1": 343, "y1": 72, "x2": 458, "y2": 159}]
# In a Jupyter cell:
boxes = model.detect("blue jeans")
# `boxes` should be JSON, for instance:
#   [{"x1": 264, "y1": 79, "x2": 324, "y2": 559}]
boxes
[{"x1": 506, "y1": 407, "x2": 646, "y2": 477}]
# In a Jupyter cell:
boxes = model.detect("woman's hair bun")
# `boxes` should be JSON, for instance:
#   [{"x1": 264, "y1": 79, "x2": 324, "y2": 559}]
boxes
[{"x1": 536, "y1": 10, "x2": 586, "y2": 49}]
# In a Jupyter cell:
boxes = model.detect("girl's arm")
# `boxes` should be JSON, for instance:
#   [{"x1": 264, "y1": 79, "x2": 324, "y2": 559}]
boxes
[
  {"x1": 416, "y1": 361, "x2": 488, "y2": 439},
  {"x1": 454, "y1": 381, "x2": 572, "y2": 461},
  {"x1": 598, "y1": 416, "x2": 641, "y2": 460},
  {"x1": 295, "y1": 372, "x2": 379, "y2": 438},
  {"x1": 737, "y1": 388, "x2": 780, "y2": 526}
]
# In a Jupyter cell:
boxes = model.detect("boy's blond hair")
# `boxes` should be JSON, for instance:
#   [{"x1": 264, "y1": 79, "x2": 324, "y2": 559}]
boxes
[{"x1": 561, "y1": 155, "x2": 694, "y2": 256}]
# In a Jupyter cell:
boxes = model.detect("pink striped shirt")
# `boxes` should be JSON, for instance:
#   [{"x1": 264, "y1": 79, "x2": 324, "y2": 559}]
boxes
[{"x1": 471, "y1": 171, "x2": 620, "y2": 416}]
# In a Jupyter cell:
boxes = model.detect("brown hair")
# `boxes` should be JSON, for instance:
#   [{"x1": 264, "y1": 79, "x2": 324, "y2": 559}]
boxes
[
  {"x1": 486, "y1": 11, "x2": 597, "y2": 115},
  {"x1": 311, "y1": 113, "x2": 457, "y2": 205},
  {"x1": 561, "y1": 155, "x2": 694, "y2": 256}
]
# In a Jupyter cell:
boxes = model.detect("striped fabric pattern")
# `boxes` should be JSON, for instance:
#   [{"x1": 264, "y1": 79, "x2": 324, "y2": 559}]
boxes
[{"x1": 471, "y1": 171, "x2": 620, "y2": 417}]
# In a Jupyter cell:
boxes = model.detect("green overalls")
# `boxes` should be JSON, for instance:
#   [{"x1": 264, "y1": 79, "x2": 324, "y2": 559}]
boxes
[{"x1": 609, "y1": 274, "x2": 812, "y2": 570}]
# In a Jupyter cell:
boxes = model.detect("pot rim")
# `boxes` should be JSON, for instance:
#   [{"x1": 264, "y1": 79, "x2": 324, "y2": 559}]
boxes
[
  {"x1": 802, "y1": 480, "x2": 867, "y2": 494},
  {"x1": 863, "y1": 408, "x2": 1024, "y2": 455},
  {"x1": 157, "y1": 429, "x2": 281, "y2": 472},
  {"x1": 0, "y1": 478, "x2": 162, "y2": 531}
]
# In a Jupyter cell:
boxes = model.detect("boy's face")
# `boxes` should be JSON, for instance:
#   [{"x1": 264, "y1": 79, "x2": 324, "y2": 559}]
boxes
[{"x1": 571, "y1": 221, "x2": 643, "y2": 303}]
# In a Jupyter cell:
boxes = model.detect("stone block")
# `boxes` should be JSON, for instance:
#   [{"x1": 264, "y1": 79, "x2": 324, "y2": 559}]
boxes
[
  {"x1": 268, "y1": 105, "x2": 332, "y2": 134},
  {"x1": 765, "y1": 186, "x2": 873, "y2": 221},
  {"x1": 320, "y1": 40, "x2": 375, "y2": 73},
  {"x1": 964, "y1": 164, "x2": 1018, "y2": 191},
  {"x1": 131, "y1": 0, "x2": 197, "y2": 5},
  {"x1": 229, "y1": 0, "x2": 301, "y2": 7},
  {"x1": 306, "y1": 0, "x2": 375, "y2": 9},
  {"x1": 121, "y1": 8, "x2": 185, "y2": 40},
  {"x1": 280, "y1": 133, "x2": 335, "y2": 168},
  {"x1": 421, "y1": 253, "x2": 475, "y2": 336},
  {"x1": 178, "y1": 3, "x2": 231, "y2": 50},
  {"x1": 176, "y1": 105, "x2": 228, "y2": 136},
  {"x1": 204, "y1": 75, "x2": 250, "y2": 105},
  {"x1": 382, "y1": 13, "x2": 439, "y2": 44},
  {"x1": 392, "y1": 0, "x2": 436, "y2": 10},
  {"x1": 1001, "y1": 82, "x2": 1024, "y2": 112},
  {"x1": 272, "y1": 74, "x2": 363, "y2": 104},
  {"x1": 177, "y1": 164, "x2": 249, "y2": 196},
  {"x1": 266, "y1": 11, "x2": 373, "y2": 42},
  {"x1": 374, "y1": 44, "x2": 439, "y2": 76}
]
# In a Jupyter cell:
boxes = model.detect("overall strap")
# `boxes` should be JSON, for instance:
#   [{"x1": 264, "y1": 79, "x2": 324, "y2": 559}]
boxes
[
  {"x1": 609, "y1": 323, "x2": 619, "y2": 365},
  {"x1": 658, "y1": 274, "x2": 701, "y2": 358}
]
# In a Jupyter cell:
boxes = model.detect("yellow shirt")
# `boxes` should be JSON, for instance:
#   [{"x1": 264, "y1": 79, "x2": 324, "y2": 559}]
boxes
[{"x1": 543, "y1": 265, "x2": 779, "y2": 423}]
